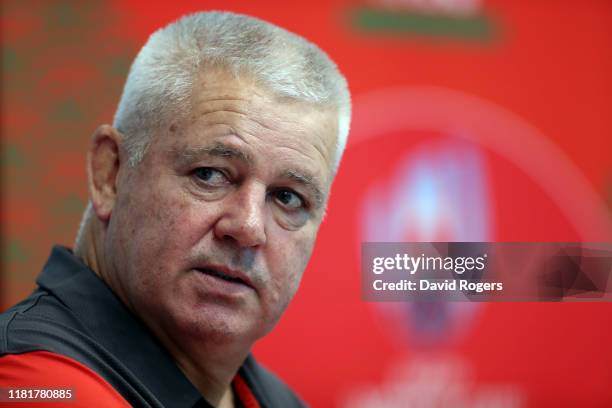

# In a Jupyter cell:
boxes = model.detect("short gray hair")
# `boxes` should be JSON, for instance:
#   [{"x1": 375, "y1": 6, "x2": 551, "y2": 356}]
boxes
[{"x1": 113, "y1": 11, "x2": 351, "y2": 170}]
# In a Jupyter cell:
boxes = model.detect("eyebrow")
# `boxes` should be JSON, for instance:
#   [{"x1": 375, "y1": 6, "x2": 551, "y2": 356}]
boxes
[{"x1": 174, "y1": 142, "x2": 253, "y2": 167}]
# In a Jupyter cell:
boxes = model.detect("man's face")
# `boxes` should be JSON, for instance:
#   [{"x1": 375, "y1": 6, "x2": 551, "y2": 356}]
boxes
[{"x1": 105, "y1": 69, "x2": 338, "y2": 347}]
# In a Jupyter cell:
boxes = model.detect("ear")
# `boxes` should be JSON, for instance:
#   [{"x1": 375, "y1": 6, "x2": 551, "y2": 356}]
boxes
[{"x1": 87, "y1": 125, "x2": 124, "y2": 222}]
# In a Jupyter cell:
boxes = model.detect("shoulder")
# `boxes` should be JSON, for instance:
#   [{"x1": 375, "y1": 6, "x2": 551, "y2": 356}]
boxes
[
  {"x1": 241, "y1": 356, "x2": 308, "y2": 408},
  {"x1": 0, "y1": 350, "x2": 130, "y2": 407},
  {"x1": 0, "y1": 290, "x2": 150, "y2": 406},
  {"x1": 0, "y1": 290, "x2": 86, "y2": 356}
]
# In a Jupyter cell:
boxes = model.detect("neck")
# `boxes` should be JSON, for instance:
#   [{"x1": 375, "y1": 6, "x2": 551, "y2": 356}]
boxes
[
  {"x1": 137, "y1": 311, "x2": 251, "y2": 406},
  {"x1": 170, "y1": 338, "x2": 248, "y2": 406}
]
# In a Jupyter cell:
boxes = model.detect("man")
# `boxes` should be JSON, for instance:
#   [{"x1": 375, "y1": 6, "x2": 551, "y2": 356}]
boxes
[{"x1": 0, "y1": 11, "x2": 350, "y2": 408}]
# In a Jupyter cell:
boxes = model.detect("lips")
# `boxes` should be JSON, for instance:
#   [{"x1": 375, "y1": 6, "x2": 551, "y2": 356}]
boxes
[{"x1": 194, "y1": 265, "x2": 254, "y2": 290}]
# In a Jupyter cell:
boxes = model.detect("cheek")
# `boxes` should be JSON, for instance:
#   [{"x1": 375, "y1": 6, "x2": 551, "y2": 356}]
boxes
[
  {"x1": 267, "y1": 229, "x2": 317, "y2": 304},
  {"x1": 130, "y1": 181, "x2": 207, "y2": 245},
  {"x1": 114, "y1": 186, "x2": 197, "y2": 288}
]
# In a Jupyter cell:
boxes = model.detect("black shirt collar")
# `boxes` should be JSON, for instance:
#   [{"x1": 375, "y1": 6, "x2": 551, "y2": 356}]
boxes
[{"x1": 37, "y1": 246, "x2": 207, "y2": 408}]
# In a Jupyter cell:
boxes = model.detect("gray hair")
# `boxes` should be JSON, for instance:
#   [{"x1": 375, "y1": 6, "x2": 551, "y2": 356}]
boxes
[{"x1": 113, "y1": 11, "x2": 351, "y2": 170}]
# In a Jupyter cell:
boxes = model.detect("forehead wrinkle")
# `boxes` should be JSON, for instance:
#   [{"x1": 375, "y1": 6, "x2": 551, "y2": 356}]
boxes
[
  {"x1": 194, "y1": 106, "x2": 285, "y2": 137},
  {"x1": 192, "y1": 90, "x2": 307, "y2": 136},
  {"x1": 193, "y1": 88, "x2": 330, "y2": 160}
]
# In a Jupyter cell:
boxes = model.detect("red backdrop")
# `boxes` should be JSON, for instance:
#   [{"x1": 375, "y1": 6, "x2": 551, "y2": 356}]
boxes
[{"x1": 2, "y1": 1, "x2": 611, "y2": 407}]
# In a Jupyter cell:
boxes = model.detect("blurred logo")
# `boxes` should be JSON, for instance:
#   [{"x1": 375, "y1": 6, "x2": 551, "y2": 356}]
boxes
[
  {"x1": 342, "y1": 355, "x2": 525, "y2": 408},
  {"x1": 349, "y1": 0, "x2": 497, "y2": 41},
  {"x1": 360, "y1": 140, "x2": 488, "y2": 345}
]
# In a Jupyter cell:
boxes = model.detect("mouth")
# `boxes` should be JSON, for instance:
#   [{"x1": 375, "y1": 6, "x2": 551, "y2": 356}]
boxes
[{"x1": 195, "y1": 266, "x2": 254, "y2": 289}]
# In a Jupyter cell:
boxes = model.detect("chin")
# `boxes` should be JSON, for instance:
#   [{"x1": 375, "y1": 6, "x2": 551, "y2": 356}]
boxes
[{"x1": 173, "y1": 304, "x2": 264, "y2": 347}]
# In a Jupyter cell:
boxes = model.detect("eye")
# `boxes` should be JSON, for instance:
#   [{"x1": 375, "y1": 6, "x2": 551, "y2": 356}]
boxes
[
  {"x1": 193, "y1": 167, "x2": 228, "y2": 186},
  {"x1": 273, "y1": 189, "x2": 304, "y2": 210}
]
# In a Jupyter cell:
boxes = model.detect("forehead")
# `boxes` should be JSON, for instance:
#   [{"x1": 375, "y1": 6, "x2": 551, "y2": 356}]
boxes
[{"x1": 157, "y1": 68, "x2": 339, "y2": 181}]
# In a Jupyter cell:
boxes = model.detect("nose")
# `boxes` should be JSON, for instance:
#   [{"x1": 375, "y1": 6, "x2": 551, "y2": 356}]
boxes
[{"x1": 213, "y1": 181, "x2": 267, "y2": 248}]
